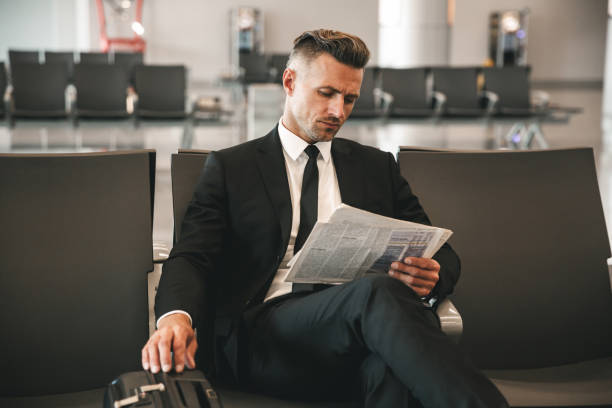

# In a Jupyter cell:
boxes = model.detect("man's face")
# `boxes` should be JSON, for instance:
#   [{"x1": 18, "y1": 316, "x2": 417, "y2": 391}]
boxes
[{"x1": 282, "y1": 53, "x2": 364, "y2": 143}]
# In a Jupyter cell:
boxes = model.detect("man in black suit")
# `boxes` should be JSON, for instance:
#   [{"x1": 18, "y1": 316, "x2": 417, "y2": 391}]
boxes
[{"x1": 142, "y1": 29, "x2": 508, "y2": 407}]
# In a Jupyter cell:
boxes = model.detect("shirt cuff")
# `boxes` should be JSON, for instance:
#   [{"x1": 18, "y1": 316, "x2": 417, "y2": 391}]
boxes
[{"x1": 156, "y1": 310, "x2": 193, "y2": 329}]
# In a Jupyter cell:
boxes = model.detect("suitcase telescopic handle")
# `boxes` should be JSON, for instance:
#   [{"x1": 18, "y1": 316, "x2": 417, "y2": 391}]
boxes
[{"x1": 113, "y1": 383, "x2": 166, "y2": 408}]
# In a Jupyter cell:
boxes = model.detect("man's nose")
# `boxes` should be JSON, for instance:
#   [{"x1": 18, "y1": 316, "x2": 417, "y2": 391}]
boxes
[{"x1": 327, "y1": 95, "x2": 346, "y2": 120}]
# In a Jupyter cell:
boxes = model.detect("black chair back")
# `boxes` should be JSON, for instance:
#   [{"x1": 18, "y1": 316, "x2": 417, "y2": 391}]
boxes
[
  {"x1": 74, "y1": 64, "x2": 129, "y2": 117},
  {"x1": 483, "y1": 66, "x2": 531, "y2": 113},
  {"x1": 9, "y1": 49, "x2": 40, "y2": 71},
  {"x1": 11, "y1": 62, "x2": 69, "y2": 116},
  {"x1": 431, "y1": 67, "x2": 482, "y2": 116},
  {"x1": 350, "y1": 67, "x2": 379, "y2": 118},
  {"x1": 267, "y1": 53, "x2": 289, "y2": 84},
  {"x1": 114, "y1": 51, "x2": 144, "y2": 84},
  {"x1": 397, "y1": 148, "x2": 612, "y2": 369},
  {"x1": 240, "y1": 53, "x2": 271, "y2": 83},
  {"x1": 45, "y1": 51, "x2": 75, "y2": 81},
  {"x1": 134, "y1": 65, "x2": 186, "y2": 118},
  {"x1": 79, "y1": 51, "x2": 110, "y2": 64},
  {"x1": 171, "y1": 150, "x2": 210, "y2": 241},
  {"x1": 0, "y1": 62, "x2": 6, "y2": 117},
  {"x1": 380, "y1": 68, "x2": 432, "y2": 117},
  {"x1": 0, "y1": 150, "x2": 155, "y2": 396}
]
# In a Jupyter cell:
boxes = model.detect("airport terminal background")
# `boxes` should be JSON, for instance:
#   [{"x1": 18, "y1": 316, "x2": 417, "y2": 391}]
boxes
[
  {"x1": 2, "y1": 0, "x2": 612, "y2": 406},
  {"x1": 1, "y1": 0, "x2": 611, "y2": 250}
]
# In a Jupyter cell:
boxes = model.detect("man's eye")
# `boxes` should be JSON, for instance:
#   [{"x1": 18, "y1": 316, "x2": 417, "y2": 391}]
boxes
[
  {"x1": 345, "y1": 98, "x2": 356, "y2": 104},
  {"x1": 319, "y1": 90, "x2": 332, "y2": 97}
]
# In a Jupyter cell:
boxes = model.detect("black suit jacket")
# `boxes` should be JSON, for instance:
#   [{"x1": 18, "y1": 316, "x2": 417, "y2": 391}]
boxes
[{"x1": 156, "y1": 127, "x2": 460, "y2": 374}]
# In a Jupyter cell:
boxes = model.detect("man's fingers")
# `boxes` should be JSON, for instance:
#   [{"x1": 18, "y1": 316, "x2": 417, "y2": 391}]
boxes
[
  {"x1": 158, "y1": 331, "x2": 174, "y2": 372},
  {"x1": 390, "y1": 264, "x2": 439, "y2": 282},
  {"x1": 186, "y1": 337, "x2": 198, "y2": 369},
  {"x1": 389, "y1": 270, "x2": 436, "y2": 289},
  {"x1": 172, "y1": 334, "x2": 187, "y2": 372},
  {"x1": 142, "y1": 315, "x2": 196, "y2": 374},
  {"x1": 147, "y1": 337, "x2": 161, "y2": 373},
  {"x1": 400, "y1": 257, "x2": 440, "y2": 271},
  {"x1": 141, "y1": 344, "x2": 150, "y2": 370}
]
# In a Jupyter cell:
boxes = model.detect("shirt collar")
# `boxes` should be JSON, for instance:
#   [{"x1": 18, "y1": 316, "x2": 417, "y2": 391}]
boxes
[{"x1": 278, "y1": 120, "x2": 332, "y2": 163}]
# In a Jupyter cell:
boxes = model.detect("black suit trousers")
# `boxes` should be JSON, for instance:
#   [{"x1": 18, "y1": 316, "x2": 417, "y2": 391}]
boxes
[{"x1": 239, "y1": 274, "x2": 508, "y2": 408}]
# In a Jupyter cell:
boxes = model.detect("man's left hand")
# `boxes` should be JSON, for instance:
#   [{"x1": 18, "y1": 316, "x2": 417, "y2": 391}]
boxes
[{"x1": 388, "y1": 257, "x2": 440, "y2": 298}]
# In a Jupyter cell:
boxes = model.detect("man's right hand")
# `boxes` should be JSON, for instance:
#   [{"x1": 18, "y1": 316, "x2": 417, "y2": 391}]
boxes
[{"x1": 141, "y1": 313, "x2": 197, "y2": 373}]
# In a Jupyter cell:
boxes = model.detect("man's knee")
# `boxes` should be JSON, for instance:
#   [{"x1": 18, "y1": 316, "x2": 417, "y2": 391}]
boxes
[{"x1": 351, "y1": 273, "x2": 419, "y2": 302}]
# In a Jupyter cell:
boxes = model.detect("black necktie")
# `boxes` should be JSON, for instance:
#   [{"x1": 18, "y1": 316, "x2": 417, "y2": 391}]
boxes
[{"x1": 294, "y1": 144, "x2": 319, "y2": 253}]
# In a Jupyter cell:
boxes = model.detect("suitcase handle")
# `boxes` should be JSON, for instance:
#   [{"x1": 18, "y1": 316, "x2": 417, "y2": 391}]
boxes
[{"x1": 113, "y1": 383, "x2": 165, "y2": 408}]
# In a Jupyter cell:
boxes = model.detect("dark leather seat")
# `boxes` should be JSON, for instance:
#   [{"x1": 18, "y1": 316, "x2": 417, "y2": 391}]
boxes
[
  {"x1": 0, "y1": 150, "x2": 156, "y2": 407},
  {"x1": 398, "y1": 147, "x2": 612, "y2": 406}
]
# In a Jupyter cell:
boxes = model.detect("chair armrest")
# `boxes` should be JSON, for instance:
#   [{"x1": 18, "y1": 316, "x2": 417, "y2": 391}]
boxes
[
  {"x1": 432, "y1": 91, "x2": 446, "y2": 115},
  {"x1": 153, "y1": 241, "x2": 170, "y2": 264},
  {"x1": 374, "y1": 88, "x2": 394, "y2": 116},
  {"x1": 65, "y1": 84, "x2": 76, "y2": 114},
  {"x1": 531, "y1": 89, "x2": 550, "y2": 110},
  {"x1": 126, "y1": 86, "x2": 138, "y2": 115},
  {"x1": 5, "y1": 84, "x2": 12, "y2": 110},
  {"x1": 481, "y1": 90, "x2": 499, "y2": 114},
  {"x1": 436, "y1": 298, "x2": 463, "y2": 342},
  {"x1": 5, "y1": 85, "x2": 14, "y2": 126}
]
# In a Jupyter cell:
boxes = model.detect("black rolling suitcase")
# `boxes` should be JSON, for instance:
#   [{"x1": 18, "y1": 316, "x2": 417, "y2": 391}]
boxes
[{"x1": 104, "y1": 370, "x2": 223, "y2": 408}]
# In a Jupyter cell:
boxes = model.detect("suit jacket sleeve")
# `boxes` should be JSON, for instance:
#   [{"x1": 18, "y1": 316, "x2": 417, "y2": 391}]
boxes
[
  {"x1": 155, "y1": 151, "x2": 228, "y2": 326},
  {"x1": 388, "y1": 152, "x2": 461, "y2": 300}
]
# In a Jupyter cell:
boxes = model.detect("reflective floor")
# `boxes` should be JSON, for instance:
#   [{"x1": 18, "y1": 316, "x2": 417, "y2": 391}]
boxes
[{"x1": 1, "y1": 84, "x2": 609, "y2": 250}]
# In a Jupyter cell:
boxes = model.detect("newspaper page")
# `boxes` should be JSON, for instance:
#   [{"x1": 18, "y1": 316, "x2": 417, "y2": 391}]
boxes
[{"x1": 285, "y1": 204, "x2": 452, "y2": 284}]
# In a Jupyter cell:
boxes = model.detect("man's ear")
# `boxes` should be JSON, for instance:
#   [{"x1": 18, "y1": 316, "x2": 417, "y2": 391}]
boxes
[{"x1": 282, "y1": 68, "x2": 296, "y2": 96}]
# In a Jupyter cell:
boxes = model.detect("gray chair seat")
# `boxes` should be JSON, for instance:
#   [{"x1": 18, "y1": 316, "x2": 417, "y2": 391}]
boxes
[{"x1": 0, "y1": 388, "x2": 105, "y2": 408}]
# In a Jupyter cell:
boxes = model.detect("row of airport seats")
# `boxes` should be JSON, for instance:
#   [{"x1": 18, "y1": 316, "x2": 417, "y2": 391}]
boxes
[
  {"x1": 351, "y1": 65, "x2": 578, "y2": 120},
  {"x1": 239, "y1": 52, "x2": 289, "y2": 84},
  {"x1": 1, "y1": 148, "x2": 611, "y2": 407},
  {"x1": 0, "y1": 50, "x2": 189, "y2": 127},
  {"x1": 7, "y1": 49, "x2": 144, "y2": 83}
]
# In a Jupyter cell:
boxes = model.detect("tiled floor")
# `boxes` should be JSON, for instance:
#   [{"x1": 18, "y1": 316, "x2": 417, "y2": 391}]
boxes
[{"x1": 1, "y1": 84, "x2": 609, "y2": 251}]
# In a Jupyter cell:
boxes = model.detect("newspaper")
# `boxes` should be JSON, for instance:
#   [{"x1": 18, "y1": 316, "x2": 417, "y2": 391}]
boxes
[{"x1": 285, "y1": 204, "x2": 452, "y2": 284}]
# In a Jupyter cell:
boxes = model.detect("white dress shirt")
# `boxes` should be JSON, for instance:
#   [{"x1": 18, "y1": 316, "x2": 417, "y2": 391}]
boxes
[
  {"x1": 157, "y1": 121, "x2": 342, "y2": 327},
  {"x1": 263, "y1": 121, "x2": 342, "y2": 301}
]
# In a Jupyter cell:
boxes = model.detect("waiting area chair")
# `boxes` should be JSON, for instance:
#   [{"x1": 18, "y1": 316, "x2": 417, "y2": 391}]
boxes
[
  {"x1": 73, "y1": 63, "x2": 130, "y2": 121},
  {"x1": 267, "y1": 53, "x2": 289, "y2": 84},
  {"x1": 350, "y1": 67, "x2": 381, "y2": 119},
  {"x1": 482, "y1": 67, "x2": 545, "y2": 117},
  {"x1": 239, "y1": 53, "x2": 273, "y2": 84},
  {"x1": 431, "y1": 67, "x2": 487, "y2": 117},
  {"x1": 7, "y1": 62, "x2": 71, "y2": 126},
  {"x1": 0, "y1": 150, "x2": 156, "y2": 407},
  {"x1": 0, "y1": 62, "x2": 7, "y2": 119},
  {"x1": 134, "y1": 65, "x2": 188, "y2": 121},
  {"x1": 44, "y1": 51, "x2": 75, "y2": 82},
  {"x1": 397, "y1": 147, "x2": 612, "y2": 407},
  {"x1": 114, "y1": 51, "x2": 144, "y2": 85},
  {"x1": 79, "y1": 51, "x2": 110, "y2": 64},
  {"x1": 8, "y1": 49, "x2": 40, "y2": 72},
  {"x1": 380, "y1": 67, "x2": 435, "y2": 118}
]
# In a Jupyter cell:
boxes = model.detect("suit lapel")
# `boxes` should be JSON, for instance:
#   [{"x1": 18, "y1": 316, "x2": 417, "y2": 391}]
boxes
[
  {"x1": 255, "y1": 127, "x2": 293, "y2": 254},
  {"x1": 332, "y1": 138, "x2": 366, "y2": 207}
]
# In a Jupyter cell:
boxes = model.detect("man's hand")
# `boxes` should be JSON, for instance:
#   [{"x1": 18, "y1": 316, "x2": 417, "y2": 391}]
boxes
[
  {"x1": 141, "y1": 313, "x2": 197, "y2": 373},
  {"x1": 388, "y1": 257, "x2": 440, "y2": 298}
]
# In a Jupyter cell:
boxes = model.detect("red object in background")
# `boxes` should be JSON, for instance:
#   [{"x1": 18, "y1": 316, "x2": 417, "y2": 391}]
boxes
[{"x1": 96, "y1": 0, "x2": 145, "y2": 53}]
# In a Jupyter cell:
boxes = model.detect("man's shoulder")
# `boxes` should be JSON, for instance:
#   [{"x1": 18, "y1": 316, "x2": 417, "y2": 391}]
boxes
[
  {"x1": 333, "y1": 137, "x2": 392, "y2": 159},
  {"x1": 212, "y1": 128, "x2": 277, "y2": 160}
]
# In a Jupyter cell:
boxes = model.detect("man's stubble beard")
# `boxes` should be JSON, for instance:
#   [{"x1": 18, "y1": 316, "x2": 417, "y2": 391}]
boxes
[{"x1": 303, "y1": 119, "x2": 341, "y2": 143}]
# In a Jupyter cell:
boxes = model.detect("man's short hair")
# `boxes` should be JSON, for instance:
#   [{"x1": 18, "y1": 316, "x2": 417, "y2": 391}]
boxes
[{"x1": 288, "y1": 29, "x2": 370, "y2": 69}]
